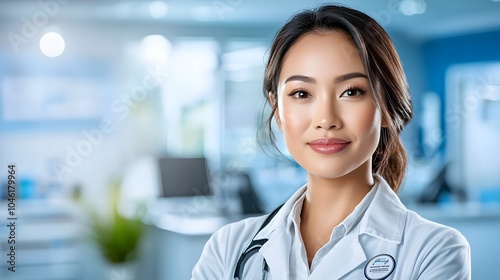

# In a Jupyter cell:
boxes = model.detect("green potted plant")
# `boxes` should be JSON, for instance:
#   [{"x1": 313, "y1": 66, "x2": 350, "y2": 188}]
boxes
[{"x1": 74, "y1": 181, "x2": 146, "y2": 280}]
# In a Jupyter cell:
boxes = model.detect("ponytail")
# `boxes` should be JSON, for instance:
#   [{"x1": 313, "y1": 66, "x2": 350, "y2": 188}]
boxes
[{"x1": 373, "y1": 127, "x2": 408, "y2": 192}]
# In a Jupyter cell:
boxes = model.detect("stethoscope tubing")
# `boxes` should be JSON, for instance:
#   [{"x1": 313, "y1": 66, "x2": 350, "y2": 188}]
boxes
[{"x1": 233, "y1": 205, "x2": 283, "y2": 280}]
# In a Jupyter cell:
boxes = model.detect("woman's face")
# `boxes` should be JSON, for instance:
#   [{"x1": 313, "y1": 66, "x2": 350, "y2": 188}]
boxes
[{"x1": 274, "y1": 31, "x2": 382, "y2": 180}]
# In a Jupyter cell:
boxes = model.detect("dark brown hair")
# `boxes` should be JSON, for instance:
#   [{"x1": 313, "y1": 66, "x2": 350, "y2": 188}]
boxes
[{"x1": 258, "y1": 4, "x2": 413, "y2": 191}]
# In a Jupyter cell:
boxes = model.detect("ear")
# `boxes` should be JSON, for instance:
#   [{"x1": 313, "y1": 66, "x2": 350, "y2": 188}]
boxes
[{"x1": 268, "y1": 92, "x2": 282, "y2": 130}]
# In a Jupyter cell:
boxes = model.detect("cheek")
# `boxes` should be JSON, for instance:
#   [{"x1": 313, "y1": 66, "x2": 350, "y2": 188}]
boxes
[
  {"x1": 343, "y1": 101, "x2": 381, "y2": 139},
  {"x1": 358, "y1": 105, "x2": 382, "y2": 140},
  {"x1": 278, "y1": 102, "x2": 310, "y2": 133}
]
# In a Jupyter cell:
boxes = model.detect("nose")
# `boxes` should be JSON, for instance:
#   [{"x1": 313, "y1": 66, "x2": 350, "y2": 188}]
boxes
[{"x1": 314, "y1": 99, "x2": 342, "y2": 130}]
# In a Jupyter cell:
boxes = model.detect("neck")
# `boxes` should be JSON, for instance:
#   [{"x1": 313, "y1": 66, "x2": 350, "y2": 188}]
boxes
[
  {"x1": 299, "y1": 161, "x2": 375, "y2": 266},
  {"x1": 301, "y1": 161, "x2": 374, "y2": 232}
]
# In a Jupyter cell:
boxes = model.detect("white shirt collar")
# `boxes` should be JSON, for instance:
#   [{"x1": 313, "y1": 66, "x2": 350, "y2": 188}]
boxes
[{"x1": 286, "y1": 178, "x2": 378, "y2": 240}]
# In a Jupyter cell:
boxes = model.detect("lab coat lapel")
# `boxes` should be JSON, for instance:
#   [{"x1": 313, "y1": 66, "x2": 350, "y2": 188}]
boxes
[
  {"x1": 255, "y1": 184, "x2": 307, "y2": 280},
  {"x1": 259, "y1": 227, "x2": 292, "y2": 280},
  {"x1": 309, "y1": 233, "x2": 366, "y2": 280}
]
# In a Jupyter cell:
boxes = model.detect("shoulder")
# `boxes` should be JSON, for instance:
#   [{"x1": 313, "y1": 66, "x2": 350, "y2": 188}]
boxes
[
  {"x1": 210, "y1": 214, "x2": 268, "y2": 251},
  {"x1": 191, "y1": 215, "x2": 268, "y2": 279},
  {"x1": 404, "y1": 210, "x2": 468, "y2": 246},
  {"x1": 371, "y1": 176, "x2": 469, "y2": 249},
  {"x1": 402, "y1": 211, "x2": 471, "y2": 279}
]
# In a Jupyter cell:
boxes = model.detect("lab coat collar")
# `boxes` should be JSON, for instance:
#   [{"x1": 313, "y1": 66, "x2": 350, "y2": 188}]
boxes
[
  {"x1": 358, "y1": 175, "x2": 407, "y2": 244},
  {"x1": 255, "y1": 183, "x2": 307, "y2": 240}
]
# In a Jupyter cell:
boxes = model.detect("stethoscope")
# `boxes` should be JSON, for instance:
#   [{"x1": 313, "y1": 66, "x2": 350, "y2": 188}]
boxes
[{"x1": 233, "y1": 205, "x2": 283, "y2": 280}]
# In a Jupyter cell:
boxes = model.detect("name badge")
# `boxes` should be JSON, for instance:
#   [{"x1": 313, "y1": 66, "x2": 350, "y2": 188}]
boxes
[{"x1": 364, "y1": 254, "x2": 395, "y2": 280}]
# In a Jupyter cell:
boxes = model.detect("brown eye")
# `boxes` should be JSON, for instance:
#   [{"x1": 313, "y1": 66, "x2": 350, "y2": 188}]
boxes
[
  {"x1": 289, "y1": 90, "x2": 310, "y2": 99},
  {"x1": 340, "y1": 87, "x2": 366, "y2": 97}
]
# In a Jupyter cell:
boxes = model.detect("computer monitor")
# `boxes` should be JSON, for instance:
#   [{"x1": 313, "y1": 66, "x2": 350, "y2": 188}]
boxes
[{"x1": 158, "y1": 157, "x2": 212, "y2": 197}]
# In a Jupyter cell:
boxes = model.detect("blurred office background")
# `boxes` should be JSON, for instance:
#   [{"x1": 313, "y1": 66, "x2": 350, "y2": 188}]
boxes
[{"x1": 0, "y1": 0, "x2": 499, "y2": 279}]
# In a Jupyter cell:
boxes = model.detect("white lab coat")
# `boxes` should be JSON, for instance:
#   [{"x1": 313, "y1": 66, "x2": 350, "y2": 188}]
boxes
[{"x1": 192, "y1": 177, "x2": 471, "y2": 279}]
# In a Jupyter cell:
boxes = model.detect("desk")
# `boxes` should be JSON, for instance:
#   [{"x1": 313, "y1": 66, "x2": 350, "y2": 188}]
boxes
[{"x1": 140, "y1": 198, "x2": 252, "y2": 280}]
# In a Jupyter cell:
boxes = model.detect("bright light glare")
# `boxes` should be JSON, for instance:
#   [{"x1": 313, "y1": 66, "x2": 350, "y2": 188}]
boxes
[
  {"x1": 140, "y1": 35, "x2": 172, "y2": 66},
  {"x1": 39, "y1": 32, "x2": 65, "y2": 57},
  {"x1": 149, "y1": 1, "x2": 168, "y2": 18}
]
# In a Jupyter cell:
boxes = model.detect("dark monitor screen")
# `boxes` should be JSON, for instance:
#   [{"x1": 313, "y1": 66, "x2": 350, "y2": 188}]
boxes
[{"x1": 158, "y1": 157, "x2": 212, "y2": 197}]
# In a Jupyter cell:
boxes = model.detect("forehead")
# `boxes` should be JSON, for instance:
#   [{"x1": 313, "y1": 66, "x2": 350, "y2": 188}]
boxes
[{"x1": 279, "y1": 31, "x2": 365, "y2": 81}]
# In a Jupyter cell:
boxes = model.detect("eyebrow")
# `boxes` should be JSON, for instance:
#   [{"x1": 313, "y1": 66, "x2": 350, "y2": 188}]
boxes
[{"x1": 284, "y1": 72, "x2": 368, "y2": 84}]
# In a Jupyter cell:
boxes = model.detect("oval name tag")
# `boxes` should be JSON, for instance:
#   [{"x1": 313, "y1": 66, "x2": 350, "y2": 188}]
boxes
[{"x1": 364, "y1": 254, "x2": 395, "y2": 280}]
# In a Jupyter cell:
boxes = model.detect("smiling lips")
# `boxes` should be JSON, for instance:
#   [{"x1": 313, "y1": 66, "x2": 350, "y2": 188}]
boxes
[{"x1": 308, "y1": 138, "x2": 351, "y2": 154}]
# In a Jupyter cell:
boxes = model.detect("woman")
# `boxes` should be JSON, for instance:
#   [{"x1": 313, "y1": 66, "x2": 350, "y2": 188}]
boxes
[{"x1": 192, "y1": 4, "x2": 470, "y2": 280}]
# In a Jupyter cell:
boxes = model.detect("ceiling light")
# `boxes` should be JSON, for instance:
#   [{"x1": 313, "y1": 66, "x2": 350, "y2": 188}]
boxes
[
  {"x1": 39, "y1": 32, "x2": 65, "y2": 57},
  {"x1": 140, "y1": 35, "x2": 172, "y2": 67}
]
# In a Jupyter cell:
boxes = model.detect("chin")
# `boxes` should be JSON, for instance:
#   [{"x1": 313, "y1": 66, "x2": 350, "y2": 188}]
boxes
[{"x1": 307, "y1": 168, "x2": 353, "y2": 180}]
